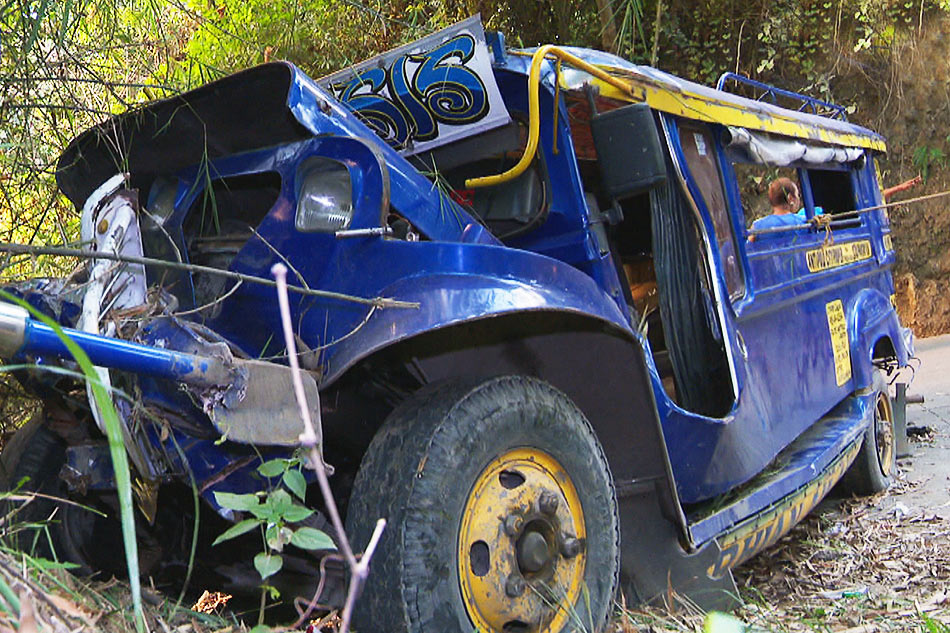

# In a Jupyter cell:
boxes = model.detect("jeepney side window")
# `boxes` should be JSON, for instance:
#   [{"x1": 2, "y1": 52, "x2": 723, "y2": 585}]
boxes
[
  {"x1": 678, "y1": 122, "x2": 745, "y2": 300},
  {"x1": 803, "y1": 167, "x2": 856, "y2": 219},
  {"x1": 731, "y1": 163, "x2": 799, "y2": 230}
]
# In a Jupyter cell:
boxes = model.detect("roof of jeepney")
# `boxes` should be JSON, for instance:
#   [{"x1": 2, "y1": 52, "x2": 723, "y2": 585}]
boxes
[{"x1": 512, "y1": 47, "x2": 886, "y2": 152}]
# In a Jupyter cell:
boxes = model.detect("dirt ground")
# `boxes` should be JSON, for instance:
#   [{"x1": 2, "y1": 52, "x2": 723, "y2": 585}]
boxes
[{"x1": 619, "y1": 333, "x2": 950, "y2": 632}]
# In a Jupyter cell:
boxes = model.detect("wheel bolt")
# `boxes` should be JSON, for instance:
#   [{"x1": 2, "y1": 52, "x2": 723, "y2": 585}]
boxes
[
  {"x1": 538, "y1": 491, "x2": 559, "y2": 515},
  {"x1": 560, "y1": 534, "x2": 582, "y2": 558},
  {"x1": 505, "y1": 573, "x2": 526, "y2": 597},
  {"x1": 503, "y1": 513, "x2": 524, "y2": 536}
]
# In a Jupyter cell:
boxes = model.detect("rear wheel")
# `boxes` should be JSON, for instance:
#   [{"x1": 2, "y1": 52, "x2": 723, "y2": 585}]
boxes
[
  {"x1": 0, "y1": 414, "x2": 98, "y2": 573},
  {"x1": 0, "y1": 414, "x2": 183, "y2": 579},
  {"x1": 839, "y1": 371, "x2": 896, "y2": 495},
  {"x1": 346, "y1": 376, "x2": 619, "y2": 633}
]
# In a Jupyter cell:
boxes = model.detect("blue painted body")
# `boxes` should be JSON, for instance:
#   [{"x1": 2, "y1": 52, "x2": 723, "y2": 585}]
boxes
[{"x1": 6, "y1": 43, "x2": 913, "y2": 533}]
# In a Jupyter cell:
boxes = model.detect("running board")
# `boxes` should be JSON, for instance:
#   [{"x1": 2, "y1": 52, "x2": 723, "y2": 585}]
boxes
[{"x1": 686, "y1": 391, "x2": 875, "y2": 577}]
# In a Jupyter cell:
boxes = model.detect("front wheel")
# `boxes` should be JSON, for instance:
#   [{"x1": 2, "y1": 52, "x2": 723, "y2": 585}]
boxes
[{"x1": 346, "y1": 376, "x2": 619, "y2": 633}]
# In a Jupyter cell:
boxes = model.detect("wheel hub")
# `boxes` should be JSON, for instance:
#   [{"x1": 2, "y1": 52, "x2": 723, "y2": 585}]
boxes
[{"x1": 458, "y1": 448, "x2": 586, "y2": 633}]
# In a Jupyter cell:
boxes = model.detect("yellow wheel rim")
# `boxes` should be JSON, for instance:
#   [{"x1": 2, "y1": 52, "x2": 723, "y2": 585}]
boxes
[
  {"x1": 458, "y1": 448, "x2": 586, "y2": 633},
  {"x1": 875, "y1": 390, "x2": 895, "y2": 477}
]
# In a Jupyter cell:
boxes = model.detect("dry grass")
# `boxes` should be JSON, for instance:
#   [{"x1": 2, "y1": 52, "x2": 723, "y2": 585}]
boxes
[
  {"x1": 614, "y1": 474, "x2": 950, "y2": 632},
  {"x1": 0, "y1": 543, "x2": 232, "y2": 633}
]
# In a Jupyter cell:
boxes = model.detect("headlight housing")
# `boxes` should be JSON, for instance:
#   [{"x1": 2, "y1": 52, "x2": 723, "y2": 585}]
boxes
[{"x1": 295, "y1": 158, "x2": 353, "y2": 232}]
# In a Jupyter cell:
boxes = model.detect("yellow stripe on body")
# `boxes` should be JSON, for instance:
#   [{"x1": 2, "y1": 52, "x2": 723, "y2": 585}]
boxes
[{"x1": 707, "y1": 439, "x2": 861, "y2": 579}]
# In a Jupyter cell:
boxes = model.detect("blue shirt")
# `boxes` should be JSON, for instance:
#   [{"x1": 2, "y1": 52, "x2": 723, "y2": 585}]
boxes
[{"x1": 751, "y1": 213, "x2": 806, "y2": 232}]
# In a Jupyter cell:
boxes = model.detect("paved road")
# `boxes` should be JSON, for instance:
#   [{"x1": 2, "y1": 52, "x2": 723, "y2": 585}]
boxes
[{"x1": 892, "y1": 333, "x2": 950, "y2": 517}]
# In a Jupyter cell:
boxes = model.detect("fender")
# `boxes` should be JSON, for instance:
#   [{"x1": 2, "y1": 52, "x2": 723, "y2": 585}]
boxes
[
  {"x1": 847, "y1": 287, "x2": 909, "y2": 388},
  {"x1": 336, "y1": 308, "x2": 738, "y2": 611},
  {"x1": 318, "y1": 239, "x2": 631, "y2": 385}
]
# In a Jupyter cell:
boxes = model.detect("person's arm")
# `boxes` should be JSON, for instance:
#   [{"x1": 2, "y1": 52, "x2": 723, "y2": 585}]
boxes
[{"x1": 883, "y1": 175, "x2": 922, "y2": 201}]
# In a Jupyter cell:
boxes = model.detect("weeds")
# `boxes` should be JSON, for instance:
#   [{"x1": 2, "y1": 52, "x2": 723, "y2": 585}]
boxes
[{"x1": 212, "y1": 457, "x2": 335, "y2": 624}]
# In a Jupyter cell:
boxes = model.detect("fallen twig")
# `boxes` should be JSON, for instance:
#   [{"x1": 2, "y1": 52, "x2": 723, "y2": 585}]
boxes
[{"x1": 0, "y1": 242, "x2": 418, "y2": 310}]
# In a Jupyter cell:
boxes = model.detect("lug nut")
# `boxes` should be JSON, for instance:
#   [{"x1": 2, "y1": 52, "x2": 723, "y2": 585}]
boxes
[
  {"x1": 505, "y1": 573, "x2": 526, "y2": 597},
  {"x1": 560, "y1": 534, "x2": 582, "y2": 559},
  {"x1": 503, "y1": 513, "x2": 524, "y2": 536},
  {"x1": 538, "y1": 491, "x2": 559, "y2": 515}
]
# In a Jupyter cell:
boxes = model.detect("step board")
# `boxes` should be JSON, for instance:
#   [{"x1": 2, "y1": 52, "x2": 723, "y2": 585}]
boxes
[{"x1": 686, "y1": 390, "x2": 875, "y2": 550}]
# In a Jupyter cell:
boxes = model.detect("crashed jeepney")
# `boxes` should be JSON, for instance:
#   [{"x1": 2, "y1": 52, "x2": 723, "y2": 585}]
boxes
[{"x1": 0, "y1": 17, "x2": 915, "y2": 633}]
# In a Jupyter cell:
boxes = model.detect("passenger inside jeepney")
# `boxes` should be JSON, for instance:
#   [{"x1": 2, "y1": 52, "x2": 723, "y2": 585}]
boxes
[{"x1": 748, "y1": 177, "x2": 805, "y2": 242}]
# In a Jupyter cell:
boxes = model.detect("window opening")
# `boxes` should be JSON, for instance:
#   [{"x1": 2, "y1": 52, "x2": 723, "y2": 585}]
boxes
[
  {"x1": 805, "y1": 168, "x2": 859, "y2": 228},
  {"x1": 729, "y1": 163, "x2": 818, "y2": 248},
  {"x1": 678, "y1": 122, "x2": 744, "y2": 299}
]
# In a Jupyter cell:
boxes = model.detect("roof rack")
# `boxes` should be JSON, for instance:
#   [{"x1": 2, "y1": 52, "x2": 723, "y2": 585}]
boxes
[{"x1": 716, "y1": 72, "x2": 848, "y2": 122}]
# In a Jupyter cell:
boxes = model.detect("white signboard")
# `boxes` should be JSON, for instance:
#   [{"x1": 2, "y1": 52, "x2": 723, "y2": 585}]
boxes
[{"x1": 319, "y1": 15, "x2": 511, "y2": 155}]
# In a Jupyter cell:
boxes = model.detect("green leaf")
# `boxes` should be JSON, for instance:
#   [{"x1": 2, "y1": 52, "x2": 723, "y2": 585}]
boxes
[
  {"x1": 282, "y1": 469, "x2": 307, "y2": 501},
  {"x1": 214, "y1": 492, "x2": 261, "y2": 512},
  {"x1": 257, "y1": 459, "x2": 286, "y2": 478},
  {"x1": 290, "y1": 527, "x2": 336, "y2": 551},
  {"x1": 212, "y1": 518, "x2": 259, "y2": 546},
  {"x1": 254, "y1": 553, "x2": 283, "y2": 580},
  {"x1": 282, "y1": 504, "x2": 315, "y2": 523}
]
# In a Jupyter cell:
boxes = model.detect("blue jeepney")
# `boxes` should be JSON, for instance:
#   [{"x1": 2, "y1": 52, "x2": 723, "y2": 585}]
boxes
[{"x1": 0, "y1": 17, "x2": 913, "y2": 633}]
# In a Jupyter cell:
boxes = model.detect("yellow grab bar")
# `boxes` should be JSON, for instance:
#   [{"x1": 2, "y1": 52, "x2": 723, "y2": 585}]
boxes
[{"x1": 465, "y1": 45, "x2": 641, "y2": 189}]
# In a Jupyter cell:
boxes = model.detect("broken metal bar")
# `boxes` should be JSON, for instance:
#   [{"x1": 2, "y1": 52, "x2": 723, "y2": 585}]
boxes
[{"x1": 0, "y1": 302, "x2": 239, "y2": 389}]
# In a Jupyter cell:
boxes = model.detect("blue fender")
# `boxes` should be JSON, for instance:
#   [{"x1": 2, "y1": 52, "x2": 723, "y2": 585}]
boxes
[
  {"x1": 319, "y1": 240, "x2": 631, "y2": 385},
  {"x1": 847, "y1": 287, "x2": 909, "y2": 388}
]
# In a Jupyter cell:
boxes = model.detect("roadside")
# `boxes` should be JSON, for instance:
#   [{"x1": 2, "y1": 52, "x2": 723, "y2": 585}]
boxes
[{"x1": 618, "y1": 334, "x2": 950, "y2": 632}]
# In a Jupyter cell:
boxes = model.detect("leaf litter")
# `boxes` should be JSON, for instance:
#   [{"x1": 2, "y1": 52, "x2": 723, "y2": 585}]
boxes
[{"x1": 615, "y1": 474, "x2": 950, "y2": 632}]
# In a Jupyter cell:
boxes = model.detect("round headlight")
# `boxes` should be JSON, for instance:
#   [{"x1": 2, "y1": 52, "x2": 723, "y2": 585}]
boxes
[{"x1": 296, "y1": 158, "x2": 353, "y2": 232}]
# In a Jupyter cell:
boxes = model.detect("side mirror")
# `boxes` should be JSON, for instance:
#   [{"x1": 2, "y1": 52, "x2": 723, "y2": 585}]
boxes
[{"x1": 590, "y1": 103, "x2": 667, "y2": 200}]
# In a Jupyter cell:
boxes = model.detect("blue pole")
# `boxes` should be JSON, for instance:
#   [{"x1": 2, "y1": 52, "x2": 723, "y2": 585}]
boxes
[{"x1": 17, "y1": 318, "x2": 236, "y2": 388}]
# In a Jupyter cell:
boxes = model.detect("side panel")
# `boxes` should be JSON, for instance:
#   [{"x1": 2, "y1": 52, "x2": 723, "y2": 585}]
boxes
[{"x1": 848, "y1": 286, "x2": 909, "y2": 388}]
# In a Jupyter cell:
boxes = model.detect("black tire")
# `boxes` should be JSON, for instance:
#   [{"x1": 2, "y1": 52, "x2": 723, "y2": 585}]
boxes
[
  {"x1": 0, "y1": 414, "x2": 96, "y2": 573},
  {"x1": 838, "y1": 371, "x2": 896, "y2": 495},
  {"x1": 345, "y1": 376, "x2": 619, "y2": 633}
]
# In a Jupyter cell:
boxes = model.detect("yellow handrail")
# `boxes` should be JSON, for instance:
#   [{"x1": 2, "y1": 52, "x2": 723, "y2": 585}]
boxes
[{"x1": 464, "y1": 45, "x2": 641, "y2": 189}]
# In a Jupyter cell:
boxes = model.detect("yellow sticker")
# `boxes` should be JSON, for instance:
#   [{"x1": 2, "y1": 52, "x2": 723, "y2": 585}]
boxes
[
  {"x1": 806, "y1": 240, "x2": 872, "y2": 273},
  {"x1": 826, "y1": 300, "x2": 851, "y2": 387},
  {"x1": 883, "y1": 234, "x2": 893, "y2": 251}
]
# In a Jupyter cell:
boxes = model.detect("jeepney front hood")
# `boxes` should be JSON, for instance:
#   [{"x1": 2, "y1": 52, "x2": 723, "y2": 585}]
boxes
[{"x1": 55, "y1": 63, "x2": 476, "y2": 244}]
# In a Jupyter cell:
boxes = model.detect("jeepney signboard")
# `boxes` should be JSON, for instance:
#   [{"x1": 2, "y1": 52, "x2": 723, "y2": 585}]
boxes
[
  {"x1": 318, "y1": 15, "x2": 510, "y2": 155},
  {"x1": 805, "y1": 240, "x2": 872, "y2": 273}
]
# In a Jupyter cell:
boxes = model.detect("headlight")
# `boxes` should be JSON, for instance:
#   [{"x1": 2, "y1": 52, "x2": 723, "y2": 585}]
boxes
[{"x1": 295, "y1": 158, "x2": 353, "y2": 232}]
